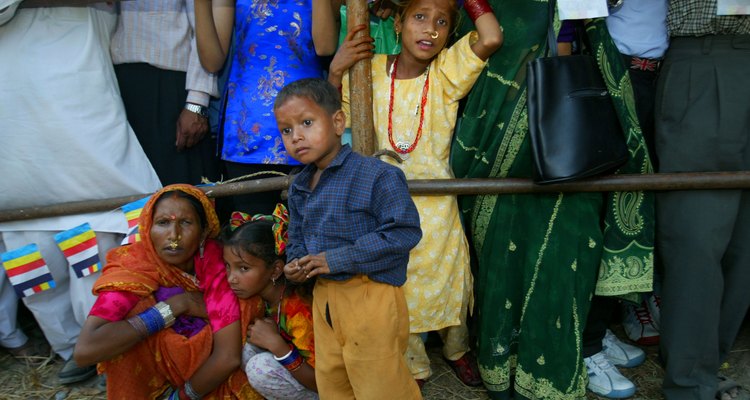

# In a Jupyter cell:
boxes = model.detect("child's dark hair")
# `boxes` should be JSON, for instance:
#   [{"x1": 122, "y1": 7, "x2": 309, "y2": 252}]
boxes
[
  {"x1": 220, "y1": 219, "x2": 314, "y2": 301},
  {"x1": 273, "y1": 78, "x2": 341, "y2": 115},
  {"x1": 220, "y1": 219, "x2": 281, "y2": 267}
]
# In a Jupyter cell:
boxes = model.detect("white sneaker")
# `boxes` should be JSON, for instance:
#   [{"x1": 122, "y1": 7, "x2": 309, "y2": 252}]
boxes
[
  {"x1": 602, "y1": 329, "x2": 645, "y2": 368},
  {"x1": 622, "y1": 301, "x2": 660, "y2": 345},
  {"x1": 584, "y1": 351, "x2": 636, "y2": 399}
]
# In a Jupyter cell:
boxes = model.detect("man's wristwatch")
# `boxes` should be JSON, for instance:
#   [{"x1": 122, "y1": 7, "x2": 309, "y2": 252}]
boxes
[{"x1": 184, "y1": 103, "x2": 208, "y2": 118}]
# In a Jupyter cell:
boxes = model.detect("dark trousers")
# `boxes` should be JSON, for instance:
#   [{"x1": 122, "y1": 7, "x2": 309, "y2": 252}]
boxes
[
  {"x1": 624, "y1": 57, "x2": 660, "y2": 169},
  {"x1": 655, "y1": 35, "x2": 750, "y2": 400},
  {"x1": 582, "y1": 296, "x2": 619, "y2": 357},
  {"x1": 115, "y1": 63, "x2": 220, "y2": 186}
]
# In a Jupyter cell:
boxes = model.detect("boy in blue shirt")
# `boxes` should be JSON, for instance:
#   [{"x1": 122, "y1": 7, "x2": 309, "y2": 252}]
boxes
[{"x1": 276, "y1": 78, "x2": 423, "y2": 399}]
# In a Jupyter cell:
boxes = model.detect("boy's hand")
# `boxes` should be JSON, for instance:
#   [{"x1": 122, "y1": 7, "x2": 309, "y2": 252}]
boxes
[
  {"x1": 298, "y1": 252, "x2": 331, "y2": 279},
  {"x1": 328, "y1": 24, "x2": 374, "y2": 88},
  {"x1": 284, "y1": 258, "x2": 308, "y2": 283},
  {"x1": 370, "y1": 0, "x2": 396, "y2": 19}
]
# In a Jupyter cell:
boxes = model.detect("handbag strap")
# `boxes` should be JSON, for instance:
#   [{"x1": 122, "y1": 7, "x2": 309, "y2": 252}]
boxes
[{"x1": 546, "y1": 0, "x2": 558, "y2": 57}]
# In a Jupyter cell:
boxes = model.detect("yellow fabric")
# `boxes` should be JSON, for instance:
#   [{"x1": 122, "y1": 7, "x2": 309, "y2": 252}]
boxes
[
  {"x1": 312, "y1": 277, "x2": 421, "y2": 400},
  {"x1": 406, "y1": 311, "x2": 471, "y2": 379},
  {"x1": 342, "y1": 32, "x2": 485, "y2": 333}
]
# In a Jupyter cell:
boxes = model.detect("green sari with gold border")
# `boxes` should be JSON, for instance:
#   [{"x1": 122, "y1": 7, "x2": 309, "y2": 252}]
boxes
[{"x1": 451, "y1": 2, "x2": 654, "y2": 399}]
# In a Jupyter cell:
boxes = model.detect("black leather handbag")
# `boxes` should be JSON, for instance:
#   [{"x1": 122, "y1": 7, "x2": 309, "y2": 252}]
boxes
[{"x1": 526, "y1": 3, "x2": 629, "y2": 184}]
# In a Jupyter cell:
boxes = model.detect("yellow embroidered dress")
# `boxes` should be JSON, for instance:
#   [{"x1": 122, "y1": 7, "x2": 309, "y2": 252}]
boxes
[{"x1": 343, "y1": 32, "x2": 486, "y2": 333}]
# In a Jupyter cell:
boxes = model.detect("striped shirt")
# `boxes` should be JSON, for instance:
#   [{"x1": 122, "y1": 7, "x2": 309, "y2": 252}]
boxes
[
  {"x1": 287, "y1": 145, "x2": 422, "y2": 287},
  {"x1": 668, "y1": 0, "x2": 750, "y2": 36},
  {"x1": 110, "y1": 0, "x2": 217, "y2": 106}
]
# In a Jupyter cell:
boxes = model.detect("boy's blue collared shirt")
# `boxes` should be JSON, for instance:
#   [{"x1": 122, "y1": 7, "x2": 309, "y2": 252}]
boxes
[{"x1": 287, "y1": 145, "x2": 422, "y2": 286}]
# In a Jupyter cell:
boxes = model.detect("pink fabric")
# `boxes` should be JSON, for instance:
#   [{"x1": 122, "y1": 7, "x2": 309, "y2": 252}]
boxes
[
  {"x1": 90, "y1": 291, "x2": 140, "y2": 322},
  {"x1": 196, "y1": 240, "x2": 240, "y2": 332},
  {"x1": 89, "y1": 239, "x2": 239, "y2": 333}
]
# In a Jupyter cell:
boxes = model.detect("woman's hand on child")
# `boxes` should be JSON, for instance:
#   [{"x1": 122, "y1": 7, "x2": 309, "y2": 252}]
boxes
[
  {"x1": 247, "y1": 318, "x2": 288, "y2": 356},
  {"x1": 166, "y1": 291, "x2": 208, "y2": 319},
  {"x1": 284, "y1": 258, "x2": 308, "y2": 283},
  {"x1": 328, "y1": 24, "x2": 374, "y2": 88}
]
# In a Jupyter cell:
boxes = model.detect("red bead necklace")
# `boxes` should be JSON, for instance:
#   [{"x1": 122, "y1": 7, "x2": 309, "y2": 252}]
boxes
[{"x1": 387, "y1": 55, "x2": 430, "y2": 156}]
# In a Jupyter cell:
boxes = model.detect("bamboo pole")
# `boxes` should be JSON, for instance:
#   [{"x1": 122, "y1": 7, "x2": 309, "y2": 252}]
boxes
[
  {"x1": 347, "y1": 0, "x2": 375, "y2": 155},
  {"x1": 2, "y1": 172, "x2": 750, "y2": 223}
]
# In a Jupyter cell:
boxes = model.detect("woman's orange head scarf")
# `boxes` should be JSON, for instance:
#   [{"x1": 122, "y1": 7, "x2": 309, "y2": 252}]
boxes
[
  {"x1": 138, "y1": 184, "x2": 221, "y2": 255},
  {"x1": 94, "y1": 184, "x2": 221, "y2": 296}
]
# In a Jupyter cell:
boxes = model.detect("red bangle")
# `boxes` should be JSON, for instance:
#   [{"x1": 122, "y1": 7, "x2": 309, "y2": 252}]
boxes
[{"x1": 464, "y1": 0, "x2": 492, "y2": 22}]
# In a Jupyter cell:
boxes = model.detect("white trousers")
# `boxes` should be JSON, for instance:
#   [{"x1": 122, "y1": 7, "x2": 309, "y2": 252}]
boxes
[{"x1": 0, "y1": 230, "x2": 120, "y2": 360}]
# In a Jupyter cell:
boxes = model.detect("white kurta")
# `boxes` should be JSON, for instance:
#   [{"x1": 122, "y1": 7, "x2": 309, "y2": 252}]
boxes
[
  {"x1": 0, "y1": 5, "x2": 161, "y2": 233},
  {"x1": 0, "y1": 6, "x2": 161, "y2": 360}
]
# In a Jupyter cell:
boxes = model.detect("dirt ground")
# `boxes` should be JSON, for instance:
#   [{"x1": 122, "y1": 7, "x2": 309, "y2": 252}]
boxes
[{"x1": 2, "y1": 316, "x2": 748, "y2": 399}]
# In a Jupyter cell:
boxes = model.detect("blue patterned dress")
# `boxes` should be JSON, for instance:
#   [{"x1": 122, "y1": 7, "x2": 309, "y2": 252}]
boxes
[{"x1": 222, "y1": 0, "x2": 324, "y2": 165}]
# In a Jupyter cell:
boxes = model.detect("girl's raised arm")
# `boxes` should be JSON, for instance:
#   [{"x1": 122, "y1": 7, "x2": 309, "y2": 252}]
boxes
[
  {"x1": 466, "y1": 0, "x2": 503, "y2": 61},
  {"x1": 195, "y1": 0, "x2": 235, "y2": 73},
  {"x1": 312, "y1": 0, "x2": 344, "y2": 56}
]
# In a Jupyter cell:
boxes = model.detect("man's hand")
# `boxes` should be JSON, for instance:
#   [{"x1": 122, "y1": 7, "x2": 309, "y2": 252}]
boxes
[{"x1": 175, "y1": 108, "x2": 209, "y2": 151}]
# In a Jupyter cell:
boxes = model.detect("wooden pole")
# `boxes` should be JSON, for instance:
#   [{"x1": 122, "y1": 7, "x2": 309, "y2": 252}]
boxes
[
  {"x1": 2, "y1": 172, "x2": 750, "y2": 222},
  {"x1": 347, "y1": 0, "x2": 375, "y2": 155}
]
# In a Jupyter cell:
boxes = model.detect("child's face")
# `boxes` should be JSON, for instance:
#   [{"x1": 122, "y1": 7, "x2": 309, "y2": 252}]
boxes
[
  {"x1": 224, "y1": 246, "x2": 278, "y2": 300},
  {"x1": 275, "y1": 96, "x2": 345, "y2": 170},
  {"x1": 395, "y1": 0, "x2": 453, "y2": 63}
]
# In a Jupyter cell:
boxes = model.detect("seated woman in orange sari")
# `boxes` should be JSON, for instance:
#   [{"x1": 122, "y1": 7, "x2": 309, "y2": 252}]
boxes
[{"x1": 73, "y1": 184, "x2": 262, "y2": 399}]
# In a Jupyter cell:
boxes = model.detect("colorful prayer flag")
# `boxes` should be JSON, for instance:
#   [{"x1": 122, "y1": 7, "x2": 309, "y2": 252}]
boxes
[
  {"x1": 1, "y1": 244, "x2": 56, "y2": 298},
  {"x1": 54, "y1": 223, "x2": 101, "y2": 278},
  {"x1": 120, "y1": 196, "x2": 149, "y2": 245}
]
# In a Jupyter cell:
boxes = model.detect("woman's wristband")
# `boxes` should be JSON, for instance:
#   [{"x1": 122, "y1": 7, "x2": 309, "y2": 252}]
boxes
[{"x1": 464, "y1": 0, "x2": 492, "y2": 22}]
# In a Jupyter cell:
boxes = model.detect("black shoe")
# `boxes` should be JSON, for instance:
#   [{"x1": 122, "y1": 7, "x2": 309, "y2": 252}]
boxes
[{"x1": 58, "y1": 358, "x2": 97, "y2": 384}]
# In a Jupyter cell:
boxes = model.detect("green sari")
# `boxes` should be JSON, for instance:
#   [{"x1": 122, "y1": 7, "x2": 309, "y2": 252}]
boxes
[{"x1": 451, "y1": 3, "x2": 654, "y2": 399}]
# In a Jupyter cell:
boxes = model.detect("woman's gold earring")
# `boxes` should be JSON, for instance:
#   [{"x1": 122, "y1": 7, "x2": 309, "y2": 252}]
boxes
[{"x1": 396, "y1": 31, "x2": 400, "y2": 43}]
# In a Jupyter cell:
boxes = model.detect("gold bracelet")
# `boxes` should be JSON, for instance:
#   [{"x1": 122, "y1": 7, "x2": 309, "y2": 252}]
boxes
[{"x1": 154, "y1": 301, "x2": 175, "y2": 328}]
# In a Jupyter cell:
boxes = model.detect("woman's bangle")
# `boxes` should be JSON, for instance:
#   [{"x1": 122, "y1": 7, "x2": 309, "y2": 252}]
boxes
[
  {"x1": 464, "y1": 0, "x2": 492, "y2": 22},
  {"x1": 136, "y1": 306, "x2": 164, "y2": 335},
  {"x1": 154, "y1": 301, "x2": 176, "y2": 328},
  {"x1": 274, "y1": 344, "x2": 303, "y2": 371},
  {"x1": 134, "y1": 301, "x2": 175, "y2": 336},
  {"x1": 286, "y1": 356, "x2": 304, "y2": 372},
  {"x1": 183, "y1": 380, "x2": 201, "y2": 400},
  {"x1": 273, "y1": 345, "x2": 294, "y2": 361},
  {"x1": 126, "y1": 315, "x2": 149, "y2": 339}
]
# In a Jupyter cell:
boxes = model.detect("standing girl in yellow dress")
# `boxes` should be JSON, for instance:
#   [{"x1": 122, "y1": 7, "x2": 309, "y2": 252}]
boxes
[{"x1": 327, "y1": 0, "x2": 503, "y2": 388}]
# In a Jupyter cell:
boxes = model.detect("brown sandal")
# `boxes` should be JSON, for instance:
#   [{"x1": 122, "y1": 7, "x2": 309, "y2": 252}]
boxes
[{"x1": 5, "y1": 340, "x2": 50, "y2": 366}]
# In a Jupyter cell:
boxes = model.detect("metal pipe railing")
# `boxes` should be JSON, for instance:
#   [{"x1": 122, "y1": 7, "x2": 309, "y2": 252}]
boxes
[{"x1": 2, "y1": 172, "x2": 750, "y2": 223}]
